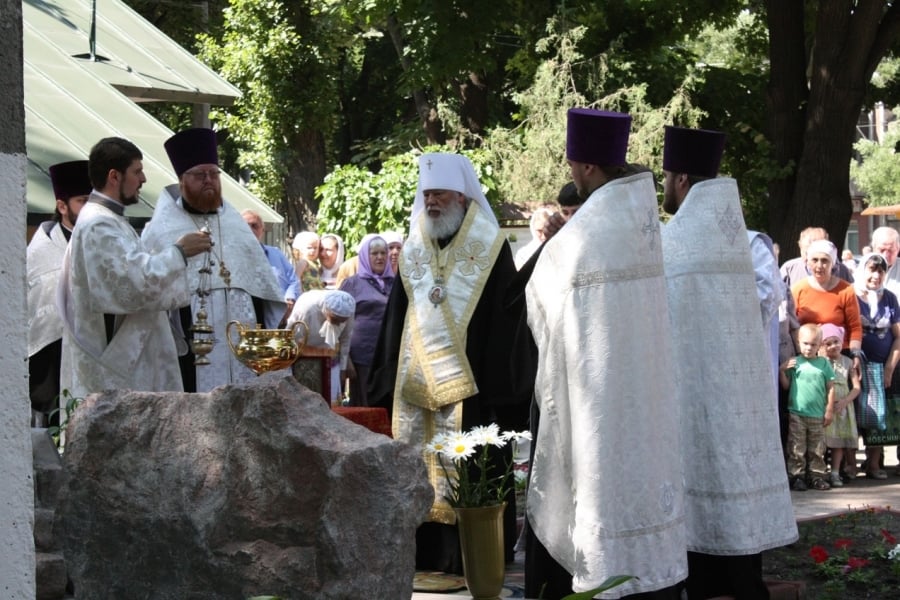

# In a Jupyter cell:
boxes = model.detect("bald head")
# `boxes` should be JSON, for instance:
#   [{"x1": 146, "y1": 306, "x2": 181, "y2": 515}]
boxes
[
  {"x1": 241, "y1": 209, "x2": 264, "y2": 242},
  {"x1": 797, "y1": 227, "x2": 828, "y2": 258},
  {"x1": 872, "y1": 226, "x2": 900, "y2": 267}
]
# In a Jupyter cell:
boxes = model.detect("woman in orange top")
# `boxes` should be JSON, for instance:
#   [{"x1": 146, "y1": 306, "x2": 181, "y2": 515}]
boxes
[{"x1": 791, "y1": 239, "x2": 863, "y2": 355}]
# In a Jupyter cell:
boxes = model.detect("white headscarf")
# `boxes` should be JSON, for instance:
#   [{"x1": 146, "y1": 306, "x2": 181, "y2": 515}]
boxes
[
  {"x1": 806, "y1": 239, "x2": 837, "y2": 265},
  {"x1": 380, "y1": 230, "x2": 404, "y2": 246},
  {"x1": 854, "y1": 252, "x2": 889, "y2": 320},
  {"x1": 319, "y1": 290, "x2": 355, "y2": 349},
  {"x1": 319, "y1": 233, "x2": 345, "y2": 288},
  {"x1": 409, "y1": 153, "x2": 497, "y2": 227}
]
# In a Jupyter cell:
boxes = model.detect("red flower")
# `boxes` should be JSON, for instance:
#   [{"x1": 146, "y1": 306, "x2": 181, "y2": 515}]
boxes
[
  {"x1": 834, "y1": 538, "x2": 853, "y2": 550},
  {"x1": 882, "y1": 529, "x2": 897, "y2": 545},
  {"x1": 847, "y1": 556, "x2": 869, "y2": 569},
  {"x1": 810, "y1": 545, "x2": 829, "y2": 563}
]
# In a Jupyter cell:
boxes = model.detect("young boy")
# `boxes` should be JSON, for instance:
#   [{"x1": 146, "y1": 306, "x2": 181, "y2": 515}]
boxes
[
  {"x1": 779, "y1": 323, "x2": 836, "y2": 491},
  {"x1": 819, "y1": 323, "x2": 860, "y2": 487}
]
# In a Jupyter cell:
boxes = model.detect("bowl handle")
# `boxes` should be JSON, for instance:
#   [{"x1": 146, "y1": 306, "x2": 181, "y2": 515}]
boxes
[{"x1": 225, "y1": 320, "x2": 244, "y2": 357}]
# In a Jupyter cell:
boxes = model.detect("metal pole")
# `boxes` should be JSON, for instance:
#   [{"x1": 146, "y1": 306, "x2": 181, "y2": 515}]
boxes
[{"x1": 90, "y1": 0, "x2": 97, "y2": 60}]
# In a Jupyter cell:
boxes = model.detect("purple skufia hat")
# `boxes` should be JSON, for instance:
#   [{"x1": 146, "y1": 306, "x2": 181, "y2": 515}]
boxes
[
  {"x1": 164, "y1": 128, "x2": 219, "y2": 177},
  {"x1": 49, "y1": 160, "x2": 91, "y2": 200},
  {"x1": 662, "y1": 126, "x2": 726, "y2": 178},
  {"x1": 566, "y1": 108, "x2": 631, "y2": 167}
]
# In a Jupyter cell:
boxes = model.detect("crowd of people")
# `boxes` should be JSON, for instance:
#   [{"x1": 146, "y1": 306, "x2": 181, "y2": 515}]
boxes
[
  {"x1": 22, "y1": 113, "x2": 900, "y2": 600},
  {"x1": 26, "y1": 127, "x2": 407, "y2": 412},
  {"x1": 776, "y1": 226, "x2": 900, "y2": 494}
]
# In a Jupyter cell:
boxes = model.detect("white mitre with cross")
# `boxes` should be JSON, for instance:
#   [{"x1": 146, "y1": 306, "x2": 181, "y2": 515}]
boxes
[{"x1": 409, "y1": 153, "x2": 497, "y2": 227}]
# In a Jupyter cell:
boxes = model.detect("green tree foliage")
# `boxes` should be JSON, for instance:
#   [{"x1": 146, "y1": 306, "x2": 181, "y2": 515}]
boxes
[
  {"x1": 851, "y1": 113, "x2": 900, "y2": 207},
  {"x1": 123, "y1": 0, "x2": 900, "y2": 251},
  {"x1": 316, "y1": 147, "x2": 501, "y2": 251},
  {"x1": 487, "y1": 24, "x2": 706, "y2": 212},
  {"x1": 684, "y1": 10, "x2": 786, "y2": 231},
  {"x1": 195, "y1": 0, "x2": 359, "y2": 234}
]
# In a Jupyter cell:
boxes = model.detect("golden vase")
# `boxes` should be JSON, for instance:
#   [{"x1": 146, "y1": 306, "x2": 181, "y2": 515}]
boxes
[
  {"x1": 454, "y1": 502, "x2": 507, "y2": 600},
  {"x1": 226, "y1": 320, "x2": 310, "y2": 375}
]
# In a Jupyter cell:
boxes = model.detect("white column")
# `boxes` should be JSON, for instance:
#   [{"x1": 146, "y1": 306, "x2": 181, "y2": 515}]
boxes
[{"x1": 0, "y1": 0, "x2": 36, "y2": 596}]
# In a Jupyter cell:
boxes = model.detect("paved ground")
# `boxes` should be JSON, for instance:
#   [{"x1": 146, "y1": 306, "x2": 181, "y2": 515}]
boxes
[{"x1": 790, "y1": 447, "x2": 900, "y2": 520}]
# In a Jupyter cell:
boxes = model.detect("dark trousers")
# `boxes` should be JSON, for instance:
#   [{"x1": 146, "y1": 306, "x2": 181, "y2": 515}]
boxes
[{"x1": 686, "y1": 551, "x2": 769, "y2": 600}]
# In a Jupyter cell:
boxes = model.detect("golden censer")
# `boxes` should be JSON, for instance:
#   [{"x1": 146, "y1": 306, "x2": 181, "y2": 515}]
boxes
[{"x1": 226, "y1": 320, "x2": 310, "y2": 375}]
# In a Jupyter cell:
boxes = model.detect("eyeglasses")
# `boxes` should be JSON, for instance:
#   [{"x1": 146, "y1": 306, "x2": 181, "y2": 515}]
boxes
[{"x1": 184, "y1": 169, "x2": 221, "y2": 181}]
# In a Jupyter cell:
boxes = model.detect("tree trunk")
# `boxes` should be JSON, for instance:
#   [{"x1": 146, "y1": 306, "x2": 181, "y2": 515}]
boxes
[
  {"x1": 765, "y1": 1, "x2": 900, "y2": 260},
  {"x1": 764, "y1": 0, "x2": 810, "y2": 259},
  {"x1": 459, "y1": 71, "x2": 488, "y2": 138},
  {"x1": 385, "y1": 13, "x2": 444, "y2": 145},
  {"x1": 281, "y1": 128, "x2": 327, "y2": 236}
]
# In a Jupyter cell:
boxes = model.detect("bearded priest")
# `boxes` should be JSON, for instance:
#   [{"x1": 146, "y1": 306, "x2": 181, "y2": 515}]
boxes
[
  {"x1": 142, "y1": 128, "x2": 286, "y2": 392},
  {"x1": 57, "y1": 138, "x2": 214, "y2": 402},
  {"x1": 368, "y1": 152, "x2": 530, "y2": 574}
]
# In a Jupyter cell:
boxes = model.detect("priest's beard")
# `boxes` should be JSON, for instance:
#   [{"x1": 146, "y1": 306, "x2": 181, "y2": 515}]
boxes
[
  {"x1": 119, "y1": 182, "x2": 139, "y2": 206},
  {"x1": 183, "y1": 185, "x2": 223, "y2": 214},
  {"x1": 662, "y1": 187, "x2": 680, "y2": 215},
  {"x1": 424, "y1": 200, "x2": 466, "y2": 241}
]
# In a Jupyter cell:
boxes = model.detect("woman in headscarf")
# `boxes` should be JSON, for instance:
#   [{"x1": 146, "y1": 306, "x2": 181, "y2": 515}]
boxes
[
  {"x1": 286, "y1": 289, "x2": 355, "y2": 404},
  {"x1": 791, "y1": 239, "x2": 863, "y2": 354},
  {"x1": 339, "y1": 234, "x2": 394, "y2": 406},
  {"x1": 319, "y1": 233, "x2": 345, "y2": 289},
  {"x1": 853, "y1": 252, "x2": 900, "y2": 480},
  {"x1": 292, "y1": 231, "x2": 323, "y2": 292},
  {"x1": 380, "y1": 230, "x2": 404, "y2": 275},
  {"x1": 791, "y1": 238, "x2": 864, "y2": 485}
]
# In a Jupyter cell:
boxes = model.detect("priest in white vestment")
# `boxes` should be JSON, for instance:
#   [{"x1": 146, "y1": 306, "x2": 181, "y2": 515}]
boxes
[
  {"x1": 141, "y1": 128, "x2": 287, "y2": 392},
  {"x1": 525, "y1": 109, "x2": 687, "y2": 599},
  {"x1": 660, "y1": 126, "x2": 797, "y2": 599},
  {"x1": 28, "y1": 161, "x2": 90, "y2": 425},
  {"x1": 57, "y1": 137, "x2": 214, "y2": 402}
]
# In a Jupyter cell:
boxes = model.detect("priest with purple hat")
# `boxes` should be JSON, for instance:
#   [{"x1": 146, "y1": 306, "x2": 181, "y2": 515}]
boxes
[
  {"x1": 661, "y1": 125, "x2": 797, "y2": 599},
  {"x1": 524, "y1": 109, "x2": 687, "y2": 599},
  {"x1": 141, "y1": 128, "x2": 286, "y2": 392},
  {"x1": 27, "y1": 161, "x2": 91, "y2": 425}
]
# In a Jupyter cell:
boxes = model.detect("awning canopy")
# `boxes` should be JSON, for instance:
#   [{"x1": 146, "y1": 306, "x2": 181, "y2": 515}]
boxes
[
  {"x1": 24, "y1": 0, "x2": 242, "y2": 104},
  {"x1": 860, "y1": 204, "x2": 900, "y2": 217},
  {"x1": 23, "y1": 0, "x2": 282, "y2": 226}
]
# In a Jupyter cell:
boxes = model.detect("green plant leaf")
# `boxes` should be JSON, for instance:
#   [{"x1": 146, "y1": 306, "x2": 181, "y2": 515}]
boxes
[{"x1": 560, "y1": 575, "x2": 636, "y2": 599}]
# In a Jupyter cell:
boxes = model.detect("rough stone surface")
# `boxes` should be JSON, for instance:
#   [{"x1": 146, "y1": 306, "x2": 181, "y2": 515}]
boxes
[
  {"x1": 34, "y1": 553, "x2": 67, "y2": 600},
  {"x1": 33, "y1": 425, "x2": 67, "y2": 600},
  {"x1": 57, "y1": 376, "x2": 433, "y2": 599},
  {"x1": 33, "y1": 508, "x2": 57, "y2": 552},
  {"x1": 33, "y1": 429, "x2": 64, "y2": 511}
]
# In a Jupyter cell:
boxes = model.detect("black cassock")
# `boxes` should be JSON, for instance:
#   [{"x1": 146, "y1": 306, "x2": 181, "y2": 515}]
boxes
[{"x1": 368, "y1": 240, "x2": 531, "y2": 575}]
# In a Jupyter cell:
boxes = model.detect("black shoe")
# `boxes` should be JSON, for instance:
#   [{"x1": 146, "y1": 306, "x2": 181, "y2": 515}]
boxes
[{"x1": 791, "y1": 477, "x2": 807, "y2": 491}]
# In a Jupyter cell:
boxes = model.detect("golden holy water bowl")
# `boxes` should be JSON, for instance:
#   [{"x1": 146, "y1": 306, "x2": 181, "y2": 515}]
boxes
[{"x1": 226, "y1": 320, "x2": 310, "y2": 375}]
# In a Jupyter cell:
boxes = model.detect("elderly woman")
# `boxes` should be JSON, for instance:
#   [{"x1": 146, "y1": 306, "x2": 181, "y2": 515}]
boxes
[
  {"x1": 292, "y1": 231, "x2": 323, "y2": 292},
  {"x1": 380, "y1": 230, "x2": 404, "y2": 275},
  {"x1": 339, "y1": 234, "x2": 395, "y2": 406},
  {"x1": 319, "y1": 233, "x2": 345, "y2": 289},
  {"x1": 286, "y1": 289, "x2": 355, "y2": 404},
  {"x1": 853, "y1": 253, "x2": 900, "y2": 480},
  {"x1": 791, "y1": 239, "x2": 863, "y2": 354}
]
